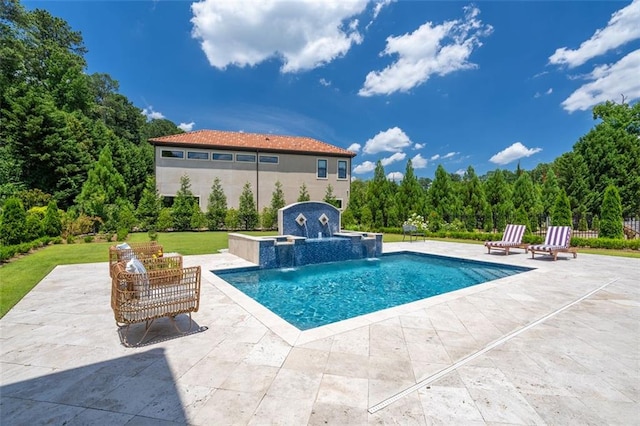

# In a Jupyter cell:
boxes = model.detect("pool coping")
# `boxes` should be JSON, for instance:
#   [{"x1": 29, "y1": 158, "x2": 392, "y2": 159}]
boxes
[{"x1": 206, "y1": 249, "x2": 541, "y2": 346}]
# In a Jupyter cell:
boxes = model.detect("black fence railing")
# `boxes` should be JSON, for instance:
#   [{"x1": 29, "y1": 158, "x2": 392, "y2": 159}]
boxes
[{"x1": 527, "y1": 217, "x2": 639, "y2": 239}]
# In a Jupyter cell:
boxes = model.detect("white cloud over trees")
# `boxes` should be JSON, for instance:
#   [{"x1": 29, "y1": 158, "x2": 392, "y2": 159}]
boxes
[
  {"x1": 363, "y1": 127, "x2": 412, "y2": 154},
  {"x1": 359, "y1": 5, "x2": 492, "y2": 96},
  {"x1": 489, "y1": 142, "x2": 541, "y2": 165}
]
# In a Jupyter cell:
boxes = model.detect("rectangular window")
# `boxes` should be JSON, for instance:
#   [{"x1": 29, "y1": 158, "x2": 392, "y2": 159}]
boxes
[
  {"x1": 161, "y1": 150, "x2": 184, "y2": 159},
  {"x1": 337, "y1": 160, "x2": 348, "y2": 180},
  {"x1": 335, "y1": 199, "x2": 343, "y2": 209},
  {"x1": 317, "y1": 159, "x2": 328, "y2": 179},
  {"x1": 236, "y1": 154, "x2": 256, "y2": 162},
  {"x1": 259, "y1": 155, "x2": 279, "y2": 164},
  {"x1": 212, "y1": 153, "x2": 233, "y2": 161},
  {"x1": 187, "y1": 151, "x2": 208, "y2": 160}
]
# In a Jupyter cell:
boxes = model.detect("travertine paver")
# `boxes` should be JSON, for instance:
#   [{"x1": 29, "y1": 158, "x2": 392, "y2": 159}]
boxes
[{"x1": 1, "y1": 243, "x2": 638, "y2": 425}]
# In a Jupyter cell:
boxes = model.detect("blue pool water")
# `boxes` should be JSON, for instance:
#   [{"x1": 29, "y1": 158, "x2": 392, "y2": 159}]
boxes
[{"x1": 215, "y1": 252, "x2": 532, "y2": 330}]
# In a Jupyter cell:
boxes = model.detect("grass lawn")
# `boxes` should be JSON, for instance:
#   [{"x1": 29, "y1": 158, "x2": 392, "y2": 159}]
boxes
[{"x1": 1, "y1": 231, "x2": 638, "y2": 318}]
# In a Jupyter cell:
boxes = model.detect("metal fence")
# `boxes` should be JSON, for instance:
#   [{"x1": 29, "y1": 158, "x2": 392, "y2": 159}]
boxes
[{"x1": 529, "y1": 217, "x2": 640, "y2": 239}]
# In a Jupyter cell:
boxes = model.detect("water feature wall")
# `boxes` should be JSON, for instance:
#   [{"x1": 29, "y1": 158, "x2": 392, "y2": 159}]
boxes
[
  {"x1": 278, "y1": 201, "x2": 340, "y2": 238},
  {"x1": 228, "y1": 202, "x2": 382, "y2": 269}
]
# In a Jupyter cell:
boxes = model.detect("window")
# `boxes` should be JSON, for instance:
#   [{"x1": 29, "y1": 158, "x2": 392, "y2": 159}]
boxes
[
  {"x1": 259, "y1": 155, "x2": 279, "y2": 164},
  {"x1": 187, "y1": 151, "x2": 208, "y2": 160},
  {"x1": 317, "y1": 159, "x2": 328, "y2": 179},
  {"x1": 161, "y1": 150, "x2": 184, "y2": 159},
  {"x1": 236, "y1": 154, "x2": 256, "y2": 162},
  {"x1": 334, "y1": 199, "x2": 343, "y2": 209},
  {"x1": 212, "y1": 153, "x2": 233, "y2": 161},
  {"x1": 337, "y1": 160, "x2": 348, "y2": 180}
]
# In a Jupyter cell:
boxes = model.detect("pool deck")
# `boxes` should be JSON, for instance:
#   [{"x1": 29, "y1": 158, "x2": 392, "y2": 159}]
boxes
[{"x1": 1, "y1": 241, "x2": 638, "y2": 424}]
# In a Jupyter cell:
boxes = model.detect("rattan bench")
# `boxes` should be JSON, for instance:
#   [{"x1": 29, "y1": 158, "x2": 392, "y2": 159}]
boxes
[
  {"x1": 111, "y1": 256, "x2": 200, "y2": 346},
  {"x1": 109, "y1": 241, "x2": 164, "y2": 277}
]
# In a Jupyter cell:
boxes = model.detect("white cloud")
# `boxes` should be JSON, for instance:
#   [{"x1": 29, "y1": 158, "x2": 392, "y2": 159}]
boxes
[
  {"x1": 549, "y1": 0, "x2": 640, "y2": 68},
  {"x1": 411, "y1": 153, "x2": 427, "y2": 169},
  {"x1": 178, "y1": 121, "x2": 195, "y2": 132},
  {"x1": 347, "y1": 143, "x2": 361, "y2": 153},
  {"x1": 353, "y1": 161, "x2": 376, "y2": 174},
  {"x1": 381, "y1": 152, "x2": 406, "y2": 166},
  {"x1": 546, "y1": 88, "x2": 553, "y2": 95},
  {"x1": 413, "y1": 143, "x2": 425, "y2": 149},
  {"x1": 359, "y1": 5, "x2": 492, "y2": 96},
  {"x1": 430, "y1": 154, "x2": 440, "y2": 161},
  {"x1": 489, "y1": 142, "x2": 542, "y2": 165},
  {"x1": 455, "y1": 168, "x2": 466, "y2": 176},
  {"x1": 142, "y1": 106, "x2": 165, "y2": 120},
  {"x1": 442, "y1": 151, "x2": 458, "y2": 159},
  {"x1": 191, "y1": 0, "x2": 369, "y2": 73},
  {"x1": 534, "y1": 88, "x2": 553, "y2": 98},
  {"x1": 319, "y1": 78, "x2": 331, "y2": 86},
  {"x1": 387, "y1": 171, "x2": 403, "y2": 181},
  {"x1": 561, "y1": 49, "x2": 640, "y2": 112},
  {"x1": 363, "y1": 127, "x2": 412, "y2": 154}
]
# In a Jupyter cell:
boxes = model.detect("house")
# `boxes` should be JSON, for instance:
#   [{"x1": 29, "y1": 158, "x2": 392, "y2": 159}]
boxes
[{"x1": 149, "y1": 130, "x2": 356, "y2": 211}]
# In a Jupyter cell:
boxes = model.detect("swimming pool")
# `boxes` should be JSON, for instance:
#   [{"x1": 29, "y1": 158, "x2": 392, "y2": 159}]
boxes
[{"x1": 215, "y1": 252, "x2": 532, "y2": 330}]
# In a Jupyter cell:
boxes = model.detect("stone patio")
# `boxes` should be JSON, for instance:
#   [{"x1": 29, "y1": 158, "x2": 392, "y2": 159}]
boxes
[{"x1": 1, "y1": 241, "x2": 638, "y2": 424}]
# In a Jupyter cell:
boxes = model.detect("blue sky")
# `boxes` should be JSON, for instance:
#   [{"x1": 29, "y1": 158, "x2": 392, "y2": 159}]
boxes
[{"x1": 28, "y1": 0, "x2": 640, "y2": 180}]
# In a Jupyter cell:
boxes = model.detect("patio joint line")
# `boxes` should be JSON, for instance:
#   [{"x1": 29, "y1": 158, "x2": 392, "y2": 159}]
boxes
[{"x1": 368, "y1": 277, "x2": 620, "y2": 414}]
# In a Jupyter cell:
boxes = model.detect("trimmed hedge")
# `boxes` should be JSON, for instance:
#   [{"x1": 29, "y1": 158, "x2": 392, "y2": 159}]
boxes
[{"x1": 0, "y1": 236, "x2": 63, "y2": 263}]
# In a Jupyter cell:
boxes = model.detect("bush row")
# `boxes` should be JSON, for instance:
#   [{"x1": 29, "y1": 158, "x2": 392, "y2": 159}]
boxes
[{"x1": 0, "y1": 236, "x2": 63, "y2": 263}]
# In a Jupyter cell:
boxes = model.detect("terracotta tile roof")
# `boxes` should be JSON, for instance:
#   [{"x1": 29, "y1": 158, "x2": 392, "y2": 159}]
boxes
[{"x1": 149, "y1": 130, "x2": 356, "y2": 158}]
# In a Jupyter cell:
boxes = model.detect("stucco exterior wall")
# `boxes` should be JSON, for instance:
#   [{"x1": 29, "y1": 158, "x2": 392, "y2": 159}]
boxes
[{"x1": 154, "y1": 146, "x2": 352, "y2": 211}]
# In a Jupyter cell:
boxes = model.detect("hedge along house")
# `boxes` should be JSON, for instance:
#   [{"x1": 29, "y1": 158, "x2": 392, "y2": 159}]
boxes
[{"x1": 149, "y1": 130, "x2": 357, "y2": 212}]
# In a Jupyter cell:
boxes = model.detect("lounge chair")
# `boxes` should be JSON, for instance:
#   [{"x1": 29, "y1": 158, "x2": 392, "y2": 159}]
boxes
[
  {"x1": 402, "y1": 224, "x2": 425, "y2": 242},
  {"x1": 484, "y1": 224, "x2": 527, "y2": 255},
  {"x1": 528, "y1": 226, "x2": 577, "y2": 261}
]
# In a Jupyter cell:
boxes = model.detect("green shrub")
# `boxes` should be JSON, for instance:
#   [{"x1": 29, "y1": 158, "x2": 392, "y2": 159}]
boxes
[
  {"x1": 117, "y1": 228, "x2": 129, "y2": 241},
  {"x1": 225, "y1": 208, "x2": 240, "y2": 230},
  {"x1": 43, "y1": 200, "x2": 62, "y2": 237},
  {"x1": 84, "y1": 235, "x2": 94, "y2": 243},
  {"x1": 599, "y1": 185, "x2": 623, "y2": 239},
  {"x1": 0, "y1": 197, "x2": 27, "y2": 245},
  {"x1": 66, "y1": 235, "x2": 75, "y2": 244}
]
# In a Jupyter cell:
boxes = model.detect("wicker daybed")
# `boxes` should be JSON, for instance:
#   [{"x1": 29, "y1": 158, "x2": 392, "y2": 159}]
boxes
[{"x1": 111, "y1": 255, "x2": 201, "y2": 346}]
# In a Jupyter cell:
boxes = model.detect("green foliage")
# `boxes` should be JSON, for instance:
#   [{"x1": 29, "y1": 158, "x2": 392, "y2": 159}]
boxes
[
  {"x1": 297, "y1": 183, "x2": 310, "y2": 202},
  {"x1": 396, "y1": 159, "x2": 425, "y2": 221},
  {"x1": 599, "y1": 185, "x2": 623, "y2": 239},
  {"x1": 136, "y1": 176, "x2": 163, "y2": 231},
  {"x1": 262, "y1": 181, "x2": 285, "y2": 229},
  {"x1": 43, "y1": 200, "x2": 62, "y2": 237},
  {"x1": 368, "y1": 161, "x2": 394, "y2": 227},
  {"x1": 172, "y1": 175, "x2": 197, "y2": 231},
  {"x1": 16, "y1": 188, "x2": 52, "y2": 210},
  {"x1": 156, "y1": 208, "x2": 173, "y2": 231},
  {"x1": 323, "y1": 184, "x2": 339, "y2": 207},
  {"x1": 429, "y1": 165, "x2": 458, "y2": 223},
  {"x1": 75, "y1": 145, "x2": 126, "y2": 226},
  {"x1": 514, "y1": 206, "x2": 531, "y2": 233},
  {"x1": 25, "y1": 210, "x2": 44, "y2": 241},
  {"x1": 225, "y1": 208, "x2": 240, "y2": 230},
  {"x1": 238, "y1": 183, "x2": 259, "y2": 230},
  {"x1": 0, "y1": 197, "x2": 27, "y2": 245},
  {"x1": 261, "y1": 207, "x2": 276, "y2": 230},
  {"x1": 206, "y1": 177, "x2": 227, "y2": 230},
  {"x1": 592, "y1": 215, "x2": 600, "y2": 232},
  {"x1": 190, "y1": 206, "x2": 206, "y2": 230},
  {"x1": 461, "y1": 166, "x2": 487, "y2": 231},
  {"x1": 484, "y1": 169, "x2": 513, "y2": 232},
  {"x1": 512, "y1": 172, "x2": 541, "y2": 232},
  {"x1": 541, "y1": 168, "x2": 560, "y2": 219},
  {"x1": 551, "y1": 190, "x2": 572, "y2": 226}
]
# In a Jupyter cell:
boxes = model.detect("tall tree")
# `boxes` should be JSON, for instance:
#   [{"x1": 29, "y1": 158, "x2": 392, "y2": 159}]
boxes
[
  {"x1": 75, "y1": 145, "x2": 126, "y2": 226},
  {"x1": 172, "y1": 174, "x2": 197, "y2": 231},
  {"x1": 43, "y1": 199, "x2": 62, "y2": 237},
  {"x1": 599, "y1": 184, "x2": 623, "y2": 239},
  {"x1": 461, "y1": 166, "x2": 487, "y2": 231},
  {"x1": 297, "y1": 183, "x2": 310, "y2": 202},
  {"x1": 323, "y1": 184, "x2": 339, "y2": 208},
  {"x1": 136, "y1": 176, "x2": 163, "y2": 231},
  {"x1": 551, "y1": 189, "x2": 572, "y2": 227},
  {"x1": 206, "y1": 177, "x2": 227, "y2": 230},
  {"x1": 367, "y1": 161, "x2": 393, "y2": 228},
  {"x1": 484, "y1": 169, "x2": 513, "y2": 232},
  {"x1": 512, "y1": 171, "x2": 542, "y2": 231},
  {"x1": 238, "y1": 182, "x2": 259, "y2": 230},
  {"x1": 0, "y1": 196, "x2": 27, "y2": 245},
  {"x1": 429, "y1": 165, "x2": 458, "y2": 223},
  {"x1": 396, "y1": 159, "x2": 425, "y2": 222},
  {"x1": 541, "y1": 168, "x2": 560, "y2": 220}
]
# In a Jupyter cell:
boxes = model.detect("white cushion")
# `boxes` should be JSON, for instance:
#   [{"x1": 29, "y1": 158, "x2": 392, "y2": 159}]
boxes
[
  {"x1": 116, "y1": 242, "x2": 133, "y2": 262},
  {"x1": 126, "y1": 258, "x2": 149, "y2": 297}
]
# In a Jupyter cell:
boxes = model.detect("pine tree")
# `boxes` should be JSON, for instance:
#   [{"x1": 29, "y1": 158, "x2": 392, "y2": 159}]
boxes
[
  {"x1": 238, "y1": 182, "x2": 259, "y2": 230},
  {"x1": 206, "y1": 177, "x2": 227, "y2": 230},
  {"x1": 367, "y1": 161, "x2": 392, "y2": 228},
  {"x1": 43, "y1": 200, "x2": 62, "y2": 237},
  {"x1": 136, "y1": 176, "x2": 163, "y2": 231},
  {"x1": 599, "y1": 184, "x2": 623, "y2": 239},
  {"x1": 323, "y1": 184, "x2": 339, "y2": 208},
  {"x1": 541, "y1": 169, "x2": 560, "y2": 220},
  {"x1": 75, "y1": 145, "x2": 126, "y2": 226},
  {"x1": 297, "y1": 183, "x2": 310, "y2": 202},
  {"x1": 429, "y1": 165, "x2": 458, "y2": 223},
  {"x1": 270, "y1": 181, "x2": 286, "y2": 212},
  {"x1": 551, "y1": 189, "x2": 572, "y2": 226},
  {"x1": 0, "y1": 197, "x2": 27, "y2": 245},
  {"x1": 484, "y1": 169, "x2": 513, "y2": 232},
  {"x1": 173, "y1": 174, "x2": 197, "y2": 231},
  {"x1": 512, "y1": 171, "x2": 542, "y2": 232},
  {"x1": 396, "y1": 159, "x2": 425, "y2": 222},
  {"x1": 461, "y1": 166, "x2": 487, "y2": 231}
]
